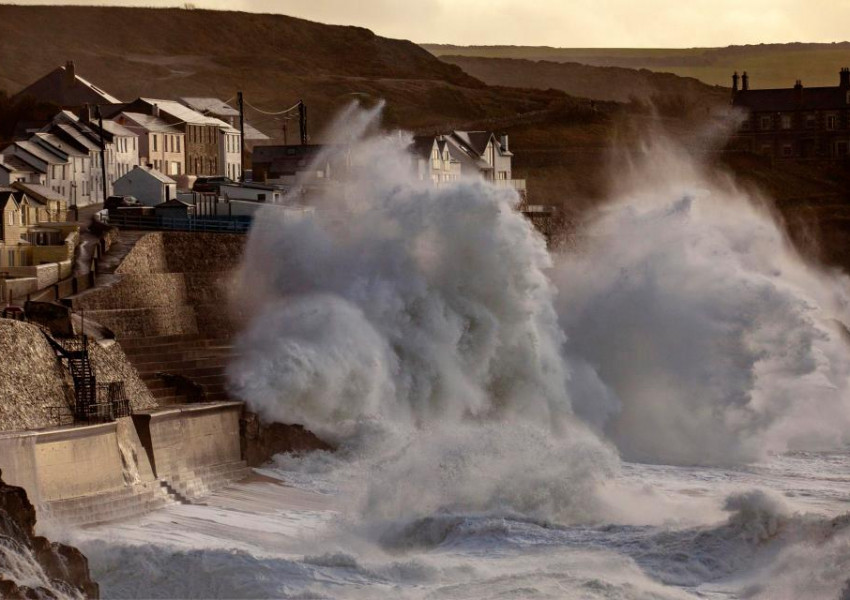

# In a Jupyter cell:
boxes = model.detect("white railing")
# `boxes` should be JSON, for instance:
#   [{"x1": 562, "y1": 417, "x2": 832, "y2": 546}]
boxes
[{"x1": 493, "y1": 179, "x2": 527, "y2": 191}]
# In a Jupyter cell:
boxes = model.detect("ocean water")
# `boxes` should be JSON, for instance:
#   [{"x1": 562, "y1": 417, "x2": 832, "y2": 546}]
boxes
[
  {"x1": 56, "y1": 112, "x2": 850, "y2": 598},
  {"x1": 67, "y1": 451, "x2": 850, "y2": 599}
]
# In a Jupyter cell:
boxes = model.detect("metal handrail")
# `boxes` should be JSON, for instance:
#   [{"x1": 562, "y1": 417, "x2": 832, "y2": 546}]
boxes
[{"x1": 101, "y1": 213, "x2": 252, "y2": 233}]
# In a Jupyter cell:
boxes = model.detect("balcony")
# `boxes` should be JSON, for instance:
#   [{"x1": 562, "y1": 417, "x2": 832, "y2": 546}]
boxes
[{"x1": 493, "y1": 179, "x2": 527, "y2": 191}]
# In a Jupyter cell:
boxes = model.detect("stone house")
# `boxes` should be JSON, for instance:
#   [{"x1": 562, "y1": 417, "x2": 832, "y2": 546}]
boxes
[
  {"x1": 178, "y1": 97, "x2": 269, "y2": 154},
  {"x1": 731, "y1": 68, "x2": 850, "y2": 159},
  {"x1": 113, "y1": 166, "x2": 177, "y2": 206},
  {"x1": 114, "y1": 112, "x2": 184, "y2": 178},
  {"x1": 121, "y1": 98, "x2": 240, "y2": 178}
]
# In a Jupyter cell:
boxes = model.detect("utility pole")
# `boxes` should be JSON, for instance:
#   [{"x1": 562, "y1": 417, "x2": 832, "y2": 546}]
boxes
[
  {"x1": 298, "y1": 100, "x2": 308, "y2": 145},
  {"x1": 237, "y1": 91, "x2": 245, "y2": 182},
  {"x1": 96, "y1": 106, "x2": 108, "y2": 205},
  {"x1": 282, "y1": 119, "x2": 287, "y2": 145}
]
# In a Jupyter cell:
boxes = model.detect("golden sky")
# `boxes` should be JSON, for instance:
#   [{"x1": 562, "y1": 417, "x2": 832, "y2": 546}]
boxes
[{"x1": 9, "y1": 0, "x2": 850, "y2": 47}]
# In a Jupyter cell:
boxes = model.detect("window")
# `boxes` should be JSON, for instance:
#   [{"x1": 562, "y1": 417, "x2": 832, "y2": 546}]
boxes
[
  {"x1": 177, "y1": 137, "x2": 181, "y2": 153},
  {"x1": 781, "y1": 115, "x2": 792, "y2": 130},
  {"x1": 805, "y1": 114, "x2": 816, "y2": 129},
  {"x1": 153, "y1": 134, "x2": 158, "y2": 152},
  {"x1": 782, "y1": 144, "x2": 793, "y2": 157},
  {"x1": 6, "y1": 212, "x2": 12, "y2": 226},
  {"x1": 760, "y1": 116, "x2": 772, "y2": 130},
  {"x1": 837, "y1": 141, "x2": 849, "y2": 156},
  {"x1": 761, "y1": 144, "x2": 773, "y2": 156},
  {"x1": 827, "y1": 115, "x2": 837, "y2": 130},
  {"x1": 8, "y1": 251, "x2": 14, "y2": 267}
]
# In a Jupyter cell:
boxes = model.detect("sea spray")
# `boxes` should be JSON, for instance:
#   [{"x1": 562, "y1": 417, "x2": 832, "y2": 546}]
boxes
[
  {"x1": 554, "y1": 134, "x2": 850, "y2": 465},
  {"x1": 227, "y1": 105, "x2": 617, "y2": 524}
]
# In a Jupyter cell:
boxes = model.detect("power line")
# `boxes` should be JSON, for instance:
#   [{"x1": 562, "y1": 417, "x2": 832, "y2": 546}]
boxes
[{"x1": 243, "y1": 99, "x2": 302, "y2": 116}]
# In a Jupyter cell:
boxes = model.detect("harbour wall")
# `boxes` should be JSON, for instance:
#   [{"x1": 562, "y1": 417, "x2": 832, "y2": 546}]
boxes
[{"x1": 0, "y1": 401, "x2": 247, "y2": 527}]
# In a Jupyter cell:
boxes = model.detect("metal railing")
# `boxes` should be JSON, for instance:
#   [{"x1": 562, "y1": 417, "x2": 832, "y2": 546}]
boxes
[
  {"x1": 101, "y1": 213, "x2": 252, "y2": 234},
  {"x1": 493, "y1": 179, "x2": 527, "y2": 191}
]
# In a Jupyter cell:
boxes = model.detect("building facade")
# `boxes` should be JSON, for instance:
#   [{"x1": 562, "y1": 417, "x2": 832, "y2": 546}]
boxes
[
  {"x1": 115, "y1": 112, "x2": 185, "y2": 178},
  {"x1": 731, "y1": 68, "x2": 850, "y2": 159}
]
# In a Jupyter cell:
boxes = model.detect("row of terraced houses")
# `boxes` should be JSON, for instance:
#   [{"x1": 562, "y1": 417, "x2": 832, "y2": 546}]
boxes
[{"x1": 0, "y1": 61, "x2": 269, "y2": 207}]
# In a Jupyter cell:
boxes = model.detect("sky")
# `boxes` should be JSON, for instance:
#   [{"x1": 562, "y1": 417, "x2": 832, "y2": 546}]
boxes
[{"x1": 7, "y1": 0, "x2": 850, "y2": 47}]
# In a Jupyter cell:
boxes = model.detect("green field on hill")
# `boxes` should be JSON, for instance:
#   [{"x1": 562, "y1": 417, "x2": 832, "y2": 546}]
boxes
[{"x1": 423, "y1": 43, "x2": 850, "y2": 89}]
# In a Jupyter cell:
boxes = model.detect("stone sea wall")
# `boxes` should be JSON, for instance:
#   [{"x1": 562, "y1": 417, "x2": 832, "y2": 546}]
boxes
[{"x1": 73, "y1": 232, "x2": 245, "y2": 339}]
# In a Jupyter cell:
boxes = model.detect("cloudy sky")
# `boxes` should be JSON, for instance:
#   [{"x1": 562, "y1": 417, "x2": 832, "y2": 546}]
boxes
[{"x1": 10, "y1": 0, "x2": 850, "y2": 47}]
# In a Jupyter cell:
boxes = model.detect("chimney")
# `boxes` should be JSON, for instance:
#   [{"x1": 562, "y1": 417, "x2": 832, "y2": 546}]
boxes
[
  {"x1": 63, "y1": 60, "x2": 76, "y2": 89},
  {"x1": 742, "y1": 71, "x2": 749, "y2": 91},
  {"x1": 794, "y1": 80, "x2": 803, "y2": 106},
  {"x1": 500, "y1": 133, "x2": 509, "y2": 153},
  {"x1": 841, "y1": 67, "x2": 850, "y2": 89},
  {"x1": 732, "y1": 71, "x2": 739, "y2": 92},
  {"x1": 78, "y1": 103, "x2": 92, "y2": 124},
  {"x1": 151, "y1": 103, "x2": 160, "y2": 118}
]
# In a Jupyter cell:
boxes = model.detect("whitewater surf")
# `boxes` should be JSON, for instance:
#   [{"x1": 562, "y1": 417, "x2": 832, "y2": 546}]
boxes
[{"x1": 64, "y1": 108, "x2": 850, "y2": 599}]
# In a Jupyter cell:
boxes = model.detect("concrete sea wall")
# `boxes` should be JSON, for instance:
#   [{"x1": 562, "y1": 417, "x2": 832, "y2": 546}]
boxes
[{"x1": 0, "y1": 401, "x2": 248, "y2": 527}]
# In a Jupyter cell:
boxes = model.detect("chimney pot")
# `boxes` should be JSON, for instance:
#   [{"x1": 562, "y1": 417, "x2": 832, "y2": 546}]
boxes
[
  {"x1": 500, "y1": 133, "x2": 509, "y2": 152},
  {"x1": 63, "y1": 60, "x2": 76, "y2": 89},
  {"x1": 840, "y1": 67, "x2": 850, "y2": 89},
  {"x1": 742, "y1": 71, "x2": 750, "y2": 91},
  {"x1": 732, "y1": 71, "x2": 739, "y2": 92}
]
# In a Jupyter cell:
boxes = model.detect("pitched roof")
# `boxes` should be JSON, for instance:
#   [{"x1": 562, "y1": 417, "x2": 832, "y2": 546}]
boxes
[
  {"x1": 733, "y1": 85, "x2": 850, "y2": 111},
  {"x1": 118, "y1": 165, "x2": 176, "y2": 185},
  {"x1": 99, "y1": 119, "x2": 136, "y2": 138},
  {"x1": 410, "y1": 136, "x2": 438, "y2": 159},
  {"x1": 53, "y1": 123, "x2": 101, "y2": 153},
  {"x1": 0, "y1": 191, "x2": 21, "y2": 211},
  {"x1": 155, "y1": 198, "x2": 192, "y2": 208},
  {"x1": 138, "y1": 98, "x2": 239, "y2": 133},
  {"x1": 34, "y1": 132, "x2": 85, "y2": 157},
  {"x1": 14, "y1": 140, "x2": 68, "y2": 165},
  {"x1": 179, "y1": 97, "x2": 240, "y2": 118},
  {"x1": 12, "y1": 62, "x2": 122, "y2": 106},
  {"x1": 12, "y1": 182, "x2": 64, "y2": 204},
  {"x1": 118, "y1": 112, "x2": 182, "y2": 134}
]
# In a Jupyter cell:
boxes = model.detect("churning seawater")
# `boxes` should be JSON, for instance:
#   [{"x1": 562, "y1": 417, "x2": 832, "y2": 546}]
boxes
[{"x1": 63, "y1": 108, "x2": 850, "y2": 598}]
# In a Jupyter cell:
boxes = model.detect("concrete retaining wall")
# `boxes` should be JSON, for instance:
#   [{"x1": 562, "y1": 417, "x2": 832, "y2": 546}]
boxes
[{"x1": 0, "y1": 402, "x2": 246, "y2": 525}]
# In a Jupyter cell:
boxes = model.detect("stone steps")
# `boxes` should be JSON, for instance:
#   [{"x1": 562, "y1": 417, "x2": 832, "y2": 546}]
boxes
[
  {"x1": 41, "y1": 482, "x2": 172, "y2": 527},
  {"x1": 165, "y1": 461, "x2": 251, "y2": 500}
]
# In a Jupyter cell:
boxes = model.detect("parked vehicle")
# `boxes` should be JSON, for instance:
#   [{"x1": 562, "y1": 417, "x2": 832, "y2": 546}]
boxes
[
  {"x1": 192, "y1": 177, "x2": 235, "y2": 194},
  {"x1": 104, "y1": 195, "x2": 140, "y2": 211}
]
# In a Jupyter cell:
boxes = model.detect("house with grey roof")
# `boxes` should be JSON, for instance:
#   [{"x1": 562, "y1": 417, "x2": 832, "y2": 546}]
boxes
[
  {"x1": 731, "y1": 68, "x2": 850, "y2": 159},
  {"x1": 178, "y1": 96, "x2": 270, "y2": 150},
  {"x1": 0, "y1": 155, "x2": 44, "y2": 187},
  {"x1": 114, "y1": 112, "x2": 185, "y2": 179},
  {"x1": 11, "y1": 61, "x2": 122, "y2": 108},
  {"x1": 122, "y1": 98, "x2": 241, "y2": 179},
  {"x1": 410, "y1": 131, "x2": 525, "y2": 196},
  {"x1": 113, "y1": 165, "x2": 177, "y2": 206}
]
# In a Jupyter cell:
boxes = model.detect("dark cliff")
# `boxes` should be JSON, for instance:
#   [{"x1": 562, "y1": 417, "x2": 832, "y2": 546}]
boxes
[{"x1": 0, "y1": 470, "x2": 98, "y2": 599}]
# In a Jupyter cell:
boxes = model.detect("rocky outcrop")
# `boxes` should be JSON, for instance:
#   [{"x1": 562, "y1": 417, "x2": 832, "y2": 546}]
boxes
[
  {"x1": 240, "y1": 411, "x2": 334, "y2": 467},
  {"x1": 0, "y1": 469, "x2": 98, "y2": 598}
]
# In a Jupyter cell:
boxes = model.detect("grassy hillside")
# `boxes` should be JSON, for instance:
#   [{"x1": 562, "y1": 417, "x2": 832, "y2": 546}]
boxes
[
  {"x1": 424, "y1": 43, "x2": 850, "y2": 89},
  {"x1": 439, "y1": 56, "x2": 729, "y2": 108},
  {"x1": 0, "y1": 5, "x2": 566, "y2": 136}
]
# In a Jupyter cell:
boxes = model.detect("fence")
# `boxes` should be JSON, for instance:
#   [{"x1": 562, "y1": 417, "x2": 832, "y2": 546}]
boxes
[{"x1": 102, "y1": 213, "x2": 252, "y2": 234}]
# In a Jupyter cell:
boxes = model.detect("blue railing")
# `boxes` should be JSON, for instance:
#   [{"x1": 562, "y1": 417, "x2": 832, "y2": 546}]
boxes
[{"x1": 101, "y1": 213, "x2": 253, "y2": 233}]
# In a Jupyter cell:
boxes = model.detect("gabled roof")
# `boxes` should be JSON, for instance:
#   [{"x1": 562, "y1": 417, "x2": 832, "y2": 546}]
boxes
[
  {"x1": 14, "y1": 140, "x2": 68, "y2": 165},
  {"x1": 410, "y1": 136, "x2": 439, "y2": 159},
  {"x1": 118, "y1": 165, "x2": 176, "y2": 185},
  {"x1": 179, "y1": 97, "x2": 240, "y2": 118},
  {"x1": 733, "y1": 85, "x2": 850, "y2": 111},
  {"x1": 12, "y1": 182, "x2": 64, "y2": 204},
  {"x1": 52, "y1": 123, "x2": 101, "y2": 153},
  {"x1": 12, "y1": 62, "x2": 122, "y2": 106},
  {"x1": 117, "y1": 112, "x2": 182, "y2": 134},
  {"x1": 137, "y1": 98, "x2": 239, "y2": 133},
  {"x1": 34, "y1": 133, "x2": 85, "y2": 158},
  {"x1": 0, "y1": 191, "x2": 22, "y2": 211},
  {"x1": 99, "y1": 119, "x2": 137, "y2": 138}
]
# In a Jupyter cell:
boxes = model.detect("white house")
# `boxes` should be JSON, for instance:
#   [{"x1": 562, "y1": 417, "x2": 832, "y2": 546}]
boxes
[
  {"x1": 114, "y1": 112, "x2": 185, "y2": 179},
  {"x1": 0, "y1": 155, "x2": 44, "y2": 186},
  {"x1": 113, "y1": 166, "x2": 177, "y2": 206}
]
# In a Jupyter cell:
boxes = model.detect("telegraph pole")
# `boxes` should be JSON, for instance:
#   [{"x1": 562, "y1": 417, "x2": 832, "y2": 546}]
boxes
[
  {"x1": 96, "y1": 106, "x2": 108, "y2": 205},
  {"x1": 298, "y1": 100, "x2": 307, "y2": 145},
  {"x1": 237, "y1": 91, "x2": 245, "y2": 182}
]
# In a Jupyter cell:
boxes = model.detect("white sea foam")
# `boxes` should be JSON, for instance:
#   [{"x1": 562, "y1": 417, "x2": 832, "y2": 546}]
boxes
[{"x1": 554, "y1": 134, "x2": 850, "y2": 465}]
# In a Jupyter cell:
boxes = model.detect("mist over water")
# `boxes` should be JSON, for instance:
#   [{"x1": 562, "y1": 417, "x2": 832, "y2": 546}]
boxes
[
  {"x1": 554, "y1": 135, "x2": 850, "y2": 465},
  {"x1": 228, "y1": 103, "x2": 615, "y2": 525}
]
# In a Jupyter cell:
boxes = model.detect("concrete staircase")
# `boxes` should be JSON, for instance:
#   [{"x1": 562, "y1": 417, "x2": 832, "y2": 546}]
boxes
[
  {"x1": 120, "y1": 334, "x2": 235, "y2": 405},
  {"x1": 41, "y1": 481, "x2": 171, "y2": 527},
  {"x1": 163, "y1": 461, "x2": 252, "y2": 501}
]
